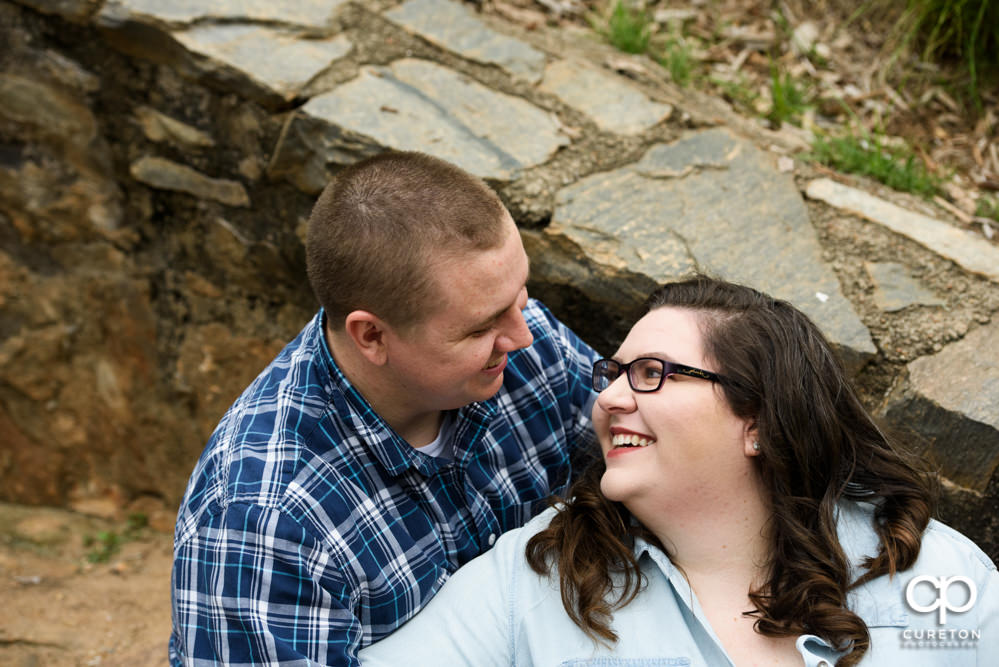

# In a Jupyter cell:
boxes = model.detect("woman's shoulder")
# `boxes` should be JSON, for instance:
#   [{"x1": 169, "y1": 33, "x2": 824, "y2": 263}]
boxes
[
  {"x1": 838, "y1": 501, "x2": 996, "y2": 578},
  {"x1": 494, "y1": 504, "x2": 560, "y2": 552},
  {"x1": 917, "y1": 518, "x2": 997, "y2": 575},
  {"x1": 459, "y1": 504, "x2": 559, "y2": 576}
]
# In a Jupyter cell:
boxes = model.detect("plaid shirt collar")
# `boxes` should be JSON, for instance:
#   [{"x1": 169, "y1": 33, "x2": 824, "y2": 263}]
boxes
[{"x1": 315, "y1": 309, "x2": 500, "y2": 477}]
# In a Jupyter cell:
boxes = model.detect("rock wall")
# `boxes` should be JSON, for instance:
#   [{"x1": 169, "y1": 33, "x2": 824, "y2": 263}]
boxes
[
  {"x1": 1, "y1": 0, "x2": 318, "y2": 519},
  {"x1": 2, "y1": 0, "x2": 997, "y2": 560}
]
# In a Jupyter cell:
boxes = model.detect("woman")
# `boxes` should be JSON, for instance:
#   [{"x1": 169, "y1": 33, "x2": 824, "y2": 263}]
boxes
[{"x1": 360, "y1": 276, "x2": 998, "y2": 666}]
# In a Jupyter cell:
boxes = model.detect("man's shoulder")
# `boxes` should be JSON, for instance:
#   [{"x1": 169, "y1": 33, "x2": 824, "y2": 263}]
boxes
[
  {"x1": 189, "y1": 414, "x2": 380, "y2": 513},
  {"x1": 215, "y1": 311, "x2": 347, "y2": 449},
  {"x1": 175, "y1": 426, "x2": 394, "y2": 558},
  {"x1": 178, "y1": 312, "x2": 382, "y2": 526},
  {"x1": 236, "y1": 311, "x2": 331, "y2": 402}
]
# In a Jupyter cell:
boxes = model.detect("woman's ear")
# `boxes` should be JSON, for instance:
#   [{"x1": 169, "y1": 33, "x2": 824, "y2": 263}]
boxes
[{"x1": 743, "y1": 420, "x2": 761, "y2": 457}]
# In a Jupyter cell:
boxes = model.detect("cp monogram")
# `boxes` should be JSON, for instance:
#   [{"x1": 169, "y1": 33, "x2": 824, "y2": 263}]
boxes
[{"x1": 905, "y1": 575, "x2": 978, "y2": 624}]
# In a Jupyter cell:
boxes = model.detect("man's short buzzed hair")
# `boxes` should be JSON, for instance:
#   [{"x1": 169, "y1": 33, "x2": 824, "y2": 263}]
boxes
[{"x1": 306, "y1": 151, "x2": 510, "y2": 329}]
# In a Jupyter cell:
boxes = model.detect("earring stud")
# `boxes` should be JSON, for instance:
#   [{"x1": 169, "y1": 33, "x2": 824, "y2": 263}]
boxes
[{"x1": 752, "y1": 441, "x2": 760, "y2": 451}]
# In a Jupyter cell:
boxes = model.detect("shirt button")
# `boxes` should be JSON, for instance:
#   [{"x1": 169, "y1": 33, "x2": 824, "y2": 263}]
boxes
[
  {"x1": 817, "y1": 661, "x2": 830, "y2": 667},
  {"x1": 487, "y1": 533, "x2": 497, "y2": 546}
]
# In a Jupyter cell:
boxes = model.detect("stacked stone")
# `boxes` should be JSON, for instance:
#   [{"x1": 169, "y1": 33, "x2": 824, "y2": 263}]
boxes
[{"x1": 1, "y1": 0, "x2": 996, "y2": 558}]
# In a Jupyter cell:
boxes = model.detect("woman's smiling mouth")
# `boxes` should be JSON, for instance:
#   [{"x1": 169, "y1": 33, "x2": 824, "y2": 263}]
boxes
[
  {"x1": 609, "y1": 427, "x2": 656, "y2": 450},
  {"x1": 611, "y1": 433, "x2": 654, "y2": 448}
]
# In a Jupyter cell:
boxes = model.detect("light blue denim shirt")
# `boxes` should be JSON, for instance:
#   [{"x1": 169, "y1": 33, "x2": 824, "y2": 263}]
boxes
[{"x1": 360, "y1": 501, "x2": 998, "y2": 666}]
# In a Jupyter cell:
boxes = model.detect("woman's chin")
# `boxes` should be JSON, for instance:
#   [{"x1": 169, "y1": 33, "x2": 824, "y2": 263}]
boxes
[{"x1": 599, "y1": 470, "x2": 632, "y2": 504}]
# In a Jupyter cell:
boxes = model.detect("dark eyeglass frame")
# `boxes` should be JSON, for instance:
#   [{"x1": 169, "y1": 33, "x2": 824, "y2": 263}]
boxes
[{"x1": 591, "y1": 357, "x2": 725, "y2": 393}]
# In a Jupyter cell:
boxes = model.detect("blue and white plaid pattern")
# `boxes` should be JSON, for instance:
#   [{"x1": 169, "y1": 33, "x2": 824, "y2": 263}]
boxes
[{"x1": 169, "y1": 299, "x2": 598, "y2": 666}]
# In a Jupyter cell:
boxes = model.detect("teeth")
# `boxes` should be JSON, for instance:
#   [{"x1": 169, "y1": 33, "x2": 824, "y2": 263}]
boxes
[{"x1": 611, "y1": 434, "x2": 653, "y2": 448}]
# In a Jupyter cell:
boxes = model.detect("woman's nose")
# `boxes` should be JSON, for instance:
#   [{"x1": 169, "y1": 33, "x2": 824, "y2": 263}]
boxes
[{"x1": 595, "y1": 372, "x2": 636, "y2": 414}]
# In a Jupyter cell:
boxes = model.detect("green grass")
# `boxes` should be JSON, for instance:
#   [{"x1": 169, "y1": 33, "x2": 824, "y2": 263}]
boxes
[
  {"x1": 710, "y1": 74, "x2": 760, "y2": 114},
  {"x1": 878, "y1": 0, "x2": 999, "y2": 110},
  {"x1": 977, "y1": 196, "x2": 999, "y2": 223},
  {"x1": 84, "y1": 530, "x2": 121, "y2": 563},
  {"x1": 768, "y1": 64, "x2": 811, "y2": 127},
  {"x1": 591, "y1": 2, "x2": 700, "y2": 90},
  {"x1": 83, "y1": 512, "x2": 149, "y2": 563},
  {"x1": 660, "y1": 37, "x2": 694, "y2": 87},
  {"x1": 594, "y1": 1, "x2": 652, "y2": 55},
  {"x1": 908, "y1": 0, "x2": 997, "y2": 106},
  {"x1": 807, "y1": 131, "x2": 942, "y2": 198}
]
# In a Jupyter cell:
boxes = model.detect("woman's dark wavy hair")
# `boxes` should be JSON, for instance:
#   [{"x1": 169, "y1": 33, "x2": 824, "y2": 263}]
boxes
[{"x1": 526, "y1": 275, "x2": 935, "y2": 666}]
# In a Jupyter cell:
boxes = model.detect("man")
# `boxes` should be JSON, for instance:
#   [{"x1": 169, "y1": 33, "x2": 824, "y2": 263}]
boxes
[{"x1": 169, "y1": 152, "x2": 599, "y2": 666}]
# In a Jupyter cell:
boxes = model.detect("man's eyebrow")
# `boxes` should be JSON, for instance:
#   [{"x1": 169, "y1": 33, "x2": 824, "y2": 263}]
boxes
[
  {"x1": 480, "y1": 306, "x2": 508, "y2": 327},
  {"x1": 467, "y1": 276, "x2": 529, "y2": 332},
  {"x1": 468, "y1": 295, "x2": 519, "y2": 331}
]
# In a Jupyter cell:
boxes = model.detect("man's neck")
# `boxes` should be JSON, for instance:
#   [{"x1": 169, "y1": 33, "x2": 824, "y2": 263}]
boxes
[{"x1": 325, "y1": 324, "x2": 443, "y2": 447}]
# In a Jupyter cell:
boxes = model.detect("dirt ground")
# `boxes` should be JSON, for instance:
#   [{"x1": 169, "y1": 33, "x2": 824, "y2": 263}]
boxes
[{"x1": 0, "y1": 503, "x2": 173, "y2": 666}]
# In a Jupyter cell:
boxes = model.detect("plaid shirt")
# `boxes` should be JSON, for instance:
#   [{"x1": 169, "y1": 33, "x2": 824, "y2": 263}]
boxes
[{"x1": 169, "y1": 299, "x2": 598, "y2": 666}]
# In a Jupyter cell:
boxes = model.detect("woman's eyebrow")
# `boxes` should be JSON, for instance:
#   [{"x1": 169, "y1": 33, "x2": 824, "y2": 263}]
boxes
[{"x1": 624, "y1": 352, "x2": 678, "y2": 362}]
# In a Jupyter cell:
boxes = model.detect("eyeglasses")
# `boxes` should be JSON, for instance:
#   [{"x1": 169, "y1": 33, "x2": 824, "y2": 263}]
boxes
[{"x1": 591, "y1": 357, "x2": 725, "y2": 393}]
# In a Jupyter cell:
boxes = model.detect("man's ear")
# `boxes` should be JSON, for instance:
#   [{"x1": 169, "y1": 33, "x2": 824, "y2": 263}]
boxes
[{"x1": 344, "y1": 310, "x2": 390, "y2": 366}]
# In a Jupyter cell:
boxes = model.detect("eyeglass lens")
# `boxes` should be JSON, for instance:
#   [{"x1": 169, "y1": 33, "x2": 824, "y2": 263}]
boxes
[
  {"x1": 593, "y1": 358, "x2": 666, "y2": 392},
  {"x1": 628, "y1": 358, "x2": 665, "y2": 390}
]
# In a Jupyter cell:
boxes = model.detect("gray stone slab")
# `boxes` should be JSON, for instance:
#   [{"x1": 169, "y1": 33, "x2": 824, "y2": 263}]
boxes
[
  {"x1": 536, "y1": 128, "x2": 875, "y2": 368},
  {"x1": 806, "y1": 178, "x2": 999, "y2": 283},
  {"x1": 291, "y1": 58, "x2": 568, "y2": 183},
  {"x1": 173, "y1": 25, "x2": 352, "y2": 102},
  {"x1": 865, "y1": 261, "x2": 944, "y2": 312},
  {"x1": 883, "y1": 319, "x2": 999, "y2": 492},
  {"x1": 130, "y1": 156, "x2": 249, "y2": 207},
  {"x1": 384, "y1": 0, "x2": 546, "y2": 83},
  {"x1": 538, "y1": 59, "x2": 671, "y2": 135},
  {"x1": 98, "y1": 0, "x2": 349, "y2": 28}
]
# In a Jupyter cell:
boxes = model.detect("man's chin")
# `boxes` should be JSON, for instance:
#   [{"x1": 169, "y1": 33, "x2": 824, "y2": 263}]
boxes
[{"x1": 469, "y1": 372, "x2": 505, "y2": 403}]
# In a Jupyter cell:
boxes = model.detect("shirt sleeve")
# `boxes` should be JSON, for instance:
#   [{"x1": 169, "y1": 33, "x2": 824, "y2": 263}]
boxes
[
  {"x1": 358, "y1": 526, "x2": 517, "y2": 667},
  {"x1": 171, "y1": 502, "x2": 362, "y2": 667},
  {"x1": 974, "y1": 557, "x2": 999, "y2": 667}
]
